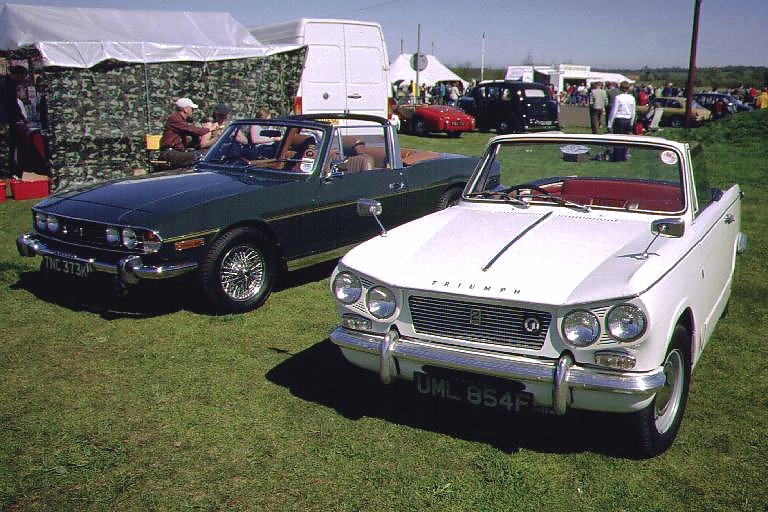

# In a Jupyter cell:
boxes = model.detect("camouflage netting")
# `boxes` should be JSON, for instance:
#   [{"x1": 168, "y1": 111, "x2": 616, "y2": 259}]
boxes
[{"x1": 1, "y1": 47, "x2": 306, "y2": 191}]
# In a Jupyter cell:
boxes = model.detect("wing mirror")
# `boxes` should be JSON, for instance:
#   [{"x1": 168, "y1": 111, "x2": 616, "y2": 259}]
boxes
[
  {"x1": 357, "y1": 198, "x2": 387, "y2": 236},
  {"x1": 651, "y1": 218, "x2": 685, "y2": 238},
  {"x1": 642, "y1": 218, "x2": 685, "y2": 259}
]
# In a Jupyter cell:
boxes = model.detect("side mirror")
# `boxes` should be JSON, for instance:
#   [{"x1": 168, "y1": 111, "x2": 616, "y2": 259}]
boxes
[
  {"x1": 651, "y1": 218, "x2": 685, "y2": 238},
  {"x1": 356, "y1": 198, "x2": 387, "y2": 236},
  {"x1": 357, "y1": 198, "x2": 383, "y2": 217}
]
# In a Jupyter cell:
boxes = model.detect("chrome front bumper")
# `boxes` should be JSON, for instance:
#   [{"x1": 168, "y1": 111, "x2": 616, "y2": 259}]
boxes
[
  {"x1": 330, "y1": 326, "x2": 666, "y2": 415},
  {"x1": 17, "y1": 232, "x2": 198, "y2": 285}
]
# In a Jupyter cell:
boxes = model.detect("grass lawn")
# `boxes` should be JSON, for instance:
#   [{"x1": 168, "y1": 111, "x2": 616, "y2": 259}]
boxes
[{"x1": 1, "y1": 111, "x2": 767, "y2": 511}]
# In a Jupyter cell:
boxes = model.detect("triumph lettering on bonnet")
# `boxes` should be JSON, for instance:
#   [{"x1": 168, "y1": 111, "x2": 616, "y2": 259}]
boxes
[{"x1": 433, "y1": 281, "x2": 520, "y2": 294}]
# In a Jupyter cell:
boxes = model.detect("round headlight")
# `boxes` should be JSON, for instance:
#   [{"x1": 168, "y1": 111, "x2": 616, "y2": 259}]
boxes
[
  {"x1": 562, "y1": 310, "x2": 600, "y2": 347},
  {"x1": 122, "y1": 227, "x2": 137, "y2": 249},
  {"x1": 46, "y1": 215, "x2": 59, "y2": 233},
  {"x1": 606, "y1": 304, "x2": 646, "y2": 341},
  {"x1": 105, "y1": 227, "x2": 120, "y2": 245},
  {"x1": 35, "y1": 212, "x2": 47, "y2": 231},
  {"x1": 333, "y1": 271, "x2": 362, "y2": 304},
  {"x1": 366, "y1": 286, "x2": 396, "y2": 319}
]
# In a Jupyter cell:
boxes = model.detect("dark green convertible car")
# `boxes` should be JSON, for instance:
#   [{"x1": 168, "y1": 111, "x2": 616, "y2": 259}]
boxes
[{"x1": 17, "y1": 114, "x2": 478, "y2": 313}]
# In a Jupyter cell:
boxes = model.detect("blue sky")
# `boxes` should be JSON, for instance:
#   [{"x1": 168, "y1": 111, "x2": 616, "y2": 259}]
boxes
[{"x1": 2, "y1": 0, "x2": 766, "y2": 69}]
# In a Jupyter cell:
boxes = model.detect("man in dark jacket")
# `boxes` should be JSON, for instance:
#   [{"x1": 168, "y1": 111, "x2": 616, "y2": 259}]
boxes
[
  {"x1": 159, "y1": 98, "x2": 212, "y2": 169},
  {"x1": 2, "y1": 65, "x2": 29, "y2": 177}
]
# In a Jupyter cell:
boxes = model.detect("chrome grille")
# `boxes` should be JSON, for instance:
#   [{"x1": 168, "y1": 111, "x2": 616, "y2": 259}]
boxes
[
  {"x1": 35, "y1": 215, "x2": 135, "y2": 254},
  {"x1": 408, "y1": 295, "x2": 550, "y2": 350}
]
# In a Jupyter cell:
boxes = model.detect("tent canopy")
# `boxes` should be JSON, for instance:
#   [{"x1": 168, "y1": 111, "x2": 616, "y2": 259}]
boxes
[
  {"x1": 390, "y1": 53, "x2": 467, "y2": 88},
  {"x1": 0, "y1": 3, "x2": 296, "y2": 68}
]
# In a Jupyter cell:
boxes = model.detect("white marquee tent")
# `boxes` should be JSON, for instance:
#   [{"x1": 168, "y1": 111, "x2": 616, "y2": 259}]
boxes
[
  {"x1": 0, "y1": 3, "x2": 295, "y2": 67},
  {"x1": 390, "y1": 53, "x2": 467, "y2": 88}
]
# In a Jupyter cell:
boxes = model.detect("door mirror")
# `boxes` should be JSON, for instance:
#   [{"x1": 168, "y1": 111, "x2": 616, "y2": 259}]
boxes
[
  {"x1": 357, "y1": 198, "x2": 382, "y2": 217},
  {"x1": 651, "y1": 218, "x2": 685, "y2": 238}
]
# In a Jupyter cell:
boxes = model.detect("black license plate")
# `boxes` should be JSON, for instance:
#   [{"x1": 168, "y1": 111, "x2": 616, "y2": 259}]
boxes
[
  {"x1": 42, "y1": 254, "x2": 92, "y2": 279},
  {"x1": 414, "y1": 372, "x2": 532, "y2": 412}
]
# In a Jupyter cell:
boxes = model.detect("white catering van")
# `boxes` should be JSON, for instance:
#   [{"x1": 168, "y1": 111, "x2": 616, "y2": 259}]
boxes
[{"x1": 250, "y1": 18, "x2": 392, "y2": 118}]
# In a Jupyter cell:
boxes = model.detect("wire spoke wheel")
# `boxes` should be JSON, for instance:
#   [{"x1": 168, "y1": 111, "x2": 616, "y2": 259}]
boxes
[{"x1": 219, "y1": 245, "x2": 265, "y2": 301}]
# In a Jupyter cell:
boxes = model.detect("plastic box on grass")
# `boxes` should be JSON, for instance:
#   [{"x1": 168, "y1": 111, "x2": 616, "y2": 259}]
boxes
[
  {"x1": 0, "y1": 180, "x2": 6, "y2": 203},
  {"x1": 10, "y1": 177, "x2": 50, "y2": 200}
]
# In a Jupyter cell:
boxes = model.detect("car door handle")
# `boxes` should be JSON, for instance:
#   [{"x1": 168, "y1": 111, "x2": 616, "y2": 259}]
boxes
[
  {"x1": 389, "y1": 182, "x2": 406, "y2": 191},
  {"x1": 724, "y1": 213, "x2": 735, "y2": 224},
  {"x1": 347, "y1": 93, "x2": 362, "y2": 99}
]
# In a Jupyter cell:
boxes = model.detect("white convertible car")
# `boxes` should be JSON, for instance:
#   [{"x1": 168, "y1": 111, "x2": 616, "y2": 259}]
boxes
[{"x1": 330, "y1": 133, "x2": 746, "y2": 457}]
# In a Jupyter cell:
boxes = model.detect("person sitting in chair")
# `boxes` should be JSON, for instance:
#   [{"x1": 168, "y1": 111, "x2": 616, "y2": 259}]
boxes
[{"x1": 159, "y1": 98, "x2": 215, "y2": 169}]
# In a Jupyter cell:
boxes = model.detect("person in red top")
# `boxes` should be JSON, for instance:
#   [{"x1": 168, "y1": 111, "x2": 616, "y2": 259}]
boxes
[{"x1": 159, "y1": 98, "x2": 212, "y2": 169}]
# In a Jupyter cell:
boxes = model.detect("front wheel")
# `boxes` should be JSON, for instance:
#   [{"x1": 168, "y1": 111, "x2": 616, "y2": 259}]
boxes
[
  {"x1": 629, "y1": 325, "x2": 691, "y2": 457},
  {"x1": 669, "y1": 115, "x2": 684, "y2": 128},
  {"x1": 412, "y1": 117, "x2": 427, "y2": 136},
  {"x1": 197, "y1": 228, "x2": 276, "y2": 313},
  {"x1": 438, "y1": 187, "x2": 463, "y2": 209}
]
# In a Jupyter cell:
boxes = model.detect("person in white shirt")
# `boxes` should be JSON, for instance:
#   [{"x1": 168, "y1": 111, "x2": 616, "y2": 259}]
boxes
[{"x1": 608, "y1": 81, "x2": 636, "y2": 161}]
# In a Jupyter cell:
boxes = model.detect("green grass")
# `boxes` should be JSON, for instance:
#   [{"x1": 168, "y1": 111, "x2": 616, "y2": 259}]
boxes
[{"x1": 1, "y1": 112, "x2": 767, "y2": 511}]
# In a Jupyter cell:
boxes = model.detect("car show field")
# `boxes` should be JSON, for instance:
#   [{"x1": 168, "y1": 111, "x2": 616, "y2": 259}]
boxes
[{"x1": 1, "y1": 111, "x2": 766, "y2": 510}]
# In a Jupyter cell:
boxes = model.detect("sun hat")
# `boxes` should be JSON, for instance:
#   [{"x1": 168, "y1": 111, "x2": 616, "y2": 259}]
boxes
[{"x1": 175, "y1": 98, "x2": 199, "y2": 109}]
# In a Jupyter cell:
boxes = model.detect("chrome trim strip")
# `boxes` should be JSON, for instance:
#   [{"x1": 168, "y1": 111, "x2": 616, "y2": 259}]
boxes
[
  {"x1": 163, "y1": 228, "x2": 220, "y2": 244},
  {"x1": 17, "y1": 233, "x2": 198, "y2": 283},
  {"x1": 330, "y1": 327, "x2": 666, "y2": 411}
]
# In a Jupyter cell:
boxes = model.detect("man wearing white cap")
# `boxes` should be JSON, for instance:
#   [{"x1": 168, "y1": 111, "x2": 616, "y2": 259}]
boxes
[{"x1": 159, "y1": 97, "x2": 213, "y2": 169}]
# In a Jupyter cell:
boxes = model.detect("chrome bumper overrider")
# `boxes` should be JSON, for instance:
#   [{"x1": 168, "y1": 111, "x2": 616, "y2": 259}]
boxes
[
  {"x1": 17, "y1": 232, "x2": 198, "y2": 285},
  {"x1": 330, "y1": 326, "x2": 667, "y2": 415}
]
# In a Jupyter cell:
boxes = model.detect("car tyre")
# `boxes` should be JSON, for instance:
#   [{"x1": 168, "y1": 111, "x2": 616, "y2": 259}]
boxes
[
  {"x1": 669, "y1": 116, "x2": 684, "y2": 128},
  {"x1": 438, "y1": 187, "x2": 463, "y2": 209},
  {"x1": 198, "y1": 227, "x2": 276, "y2": 313},
  {"x1": 412, "y1": 117, "x2": 427, "y2": 136},
  {"x1": 630, "y1": 324, "x2": 691, "y2": 457}
]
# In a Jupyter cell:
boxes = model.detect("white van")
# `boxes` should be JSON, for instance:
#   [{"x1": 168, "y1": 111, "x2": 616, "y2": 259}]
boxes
[{"x1": 250, "y1": 18, "x2": 392, "y2": 118}]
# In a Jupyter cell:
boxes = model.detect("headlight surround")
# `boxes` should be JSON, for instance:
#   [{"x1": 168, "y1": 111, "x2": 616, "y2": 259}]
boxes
[
  {"x1": 142, "y1": 231, "x2": 163, "y2": 253},
  {"x1": 105, "y1": 227, "x2": 120, "y2": 245},
  {"x1": 122, "y1": 227, "x2": 137, "y2": 249},
  {"x1": 45, "y1": 215, "x2": 59, "y2": 233},
  {"x1": 366, "y1": 286, "x2": 397, "y2": 319},
  {"x1": 606, "y1": 304, "x2": 647, "y2": 342},
  {"x1": 333, "y1": 271, "x2": 362, "y2": 304},
  {"x1": 35, "y1": 212, "x2": 47, "y2": 231},
  {"x1": 562, "y1": 309, "x2": 600, "y2": 347}
]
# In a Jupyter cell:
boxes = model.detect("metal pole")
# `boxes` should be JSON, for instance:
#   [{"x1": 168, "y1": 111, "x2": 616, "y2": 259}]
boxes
[
  {"x1": 481, "y1": 32, "x2": 485, "y2": 82},
  {"x1": 415, "y1": 24, "x2": 421, "y2": 103},
  {"x1": 685, "y1": 0, "x2": 702, "y2": 130}
]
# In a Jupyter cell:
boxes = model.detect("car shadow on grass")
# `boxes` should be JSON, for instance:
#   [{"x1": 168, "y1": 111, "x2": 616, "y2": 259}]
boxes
[
  {"x1": 10, "y1": 258, "x2": 340, "y2": 319},
  {"x1": 266, "y1": 338, "x2": 636, "y2": 458}
]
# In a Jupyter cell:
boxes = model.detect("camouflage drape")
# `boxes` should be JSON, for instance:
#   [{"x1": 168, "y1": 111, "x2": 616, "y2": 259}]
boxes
[{"x1": 1, "y1": 47, "x2": 306, "y2": 191}]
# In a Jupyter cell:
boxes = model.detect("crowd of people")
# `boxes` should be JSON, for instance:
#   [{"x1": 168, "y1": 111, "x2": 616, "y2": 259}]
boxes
[{"x1": 394, "y1": 80, "x2": 464, "y2": 106}]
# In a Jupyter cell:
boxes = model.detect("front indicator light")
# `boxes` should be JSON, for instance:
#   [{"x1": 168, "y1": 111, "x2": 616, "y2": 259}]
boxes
[
  {"x1": 562, "y1": 309, "x2": 600, "y2": 347},
  {"x1": 595, "y1": 351, "x2": 637, "y2": 370},
  {"x1": 341, "y1": 314, "x2": 372, "y2": 331}
]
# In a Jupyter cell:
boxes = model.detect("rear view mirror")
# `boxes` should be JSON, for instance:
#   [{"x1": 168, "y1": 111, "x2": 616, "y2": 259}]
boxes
[{"x1": 651, "y1": 218, "x2": 685, "y2": 238}]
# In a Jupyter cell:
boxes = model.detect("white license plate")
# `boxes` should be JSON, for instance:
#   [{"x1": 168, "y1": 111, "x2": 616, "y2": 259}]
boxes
[
  {"x1": 414, "y1": 372, "x2": 532, "y2": 412},
  {"x1": 42, "y1": 254, "x2": 92, "y2": 279}
]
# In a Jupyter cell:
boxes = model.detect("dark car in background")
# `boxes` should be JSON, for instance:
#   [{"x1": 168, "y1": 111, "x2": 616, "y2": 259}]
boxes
[
  {"x1": 459, "y1": 80, "x2": 560, "y2": 133},
  {"x1": 17, "y1": 114, "x2": 478, "y2": 313},
  {"x1": 693, "y1": 92, "x2": 754, "y2": 117}
]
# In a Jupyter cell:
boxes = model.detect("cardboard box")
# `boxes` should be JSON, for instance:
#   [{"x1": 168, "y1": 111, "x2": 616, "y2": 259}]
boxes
[{"x1": 10, "y1": 177, "x2": 50, "y2": 200}]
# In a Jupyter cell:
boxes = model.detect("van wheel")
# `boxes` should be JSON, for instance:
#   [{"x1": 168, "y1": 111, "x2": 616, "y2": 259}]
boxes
[
  {"x1": 629, "y1": 325, "x2": 691, "y2": 457},
  {"x1": 412, "y1": 117, "x2": 427, "y2": 136},
  {"x1": 197, "y1": 228, "x2": 276, "y2": 313},
  {"x1": 447, "y1": 131, "x2": 462, "y2": 138}
]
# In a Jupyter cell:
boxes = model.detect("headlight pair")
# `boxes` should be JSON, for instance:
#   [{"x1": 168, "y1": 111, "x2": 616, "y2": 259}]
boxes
[
  {"x1": 332, "y1": 271, "x2": 397, "y2": 319},
  {"x1": 104, "y1": 227, "x2": 162, "y2": 253},
  {"x1": 561, "y1": 304, "x2": 646, "y2": 347},
  {"x1": 35, "y1": 212, "x2": 59, "y2": 233}
]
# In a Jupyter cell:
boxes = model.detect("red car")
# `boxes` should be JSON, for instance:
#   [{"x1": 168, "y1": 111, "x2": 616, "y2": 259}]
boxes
[{"x1": 396, "y1": 104, "x2": 475, "y2": 137}]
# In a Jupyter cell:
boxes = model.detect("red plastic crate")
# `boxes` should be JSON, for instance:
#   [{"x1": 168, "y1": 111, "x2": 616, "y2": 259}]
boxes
[
  {"x1": 0, "y1": 180, "x2": 6, "y2": 203},
  {"x1": 10, "y1": 178, "x2": 50, "y2": 200}
]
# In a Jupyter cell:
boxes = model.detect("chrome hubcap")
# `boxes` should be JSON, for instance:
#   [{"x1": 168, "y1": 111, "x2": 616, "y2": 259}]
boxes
[
  {"x1": 654, "y1": 349, "x2": 684, "y2": 434},
  {"x1": 219, "y1": 245, "x2": 264, "y2": 301}
]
